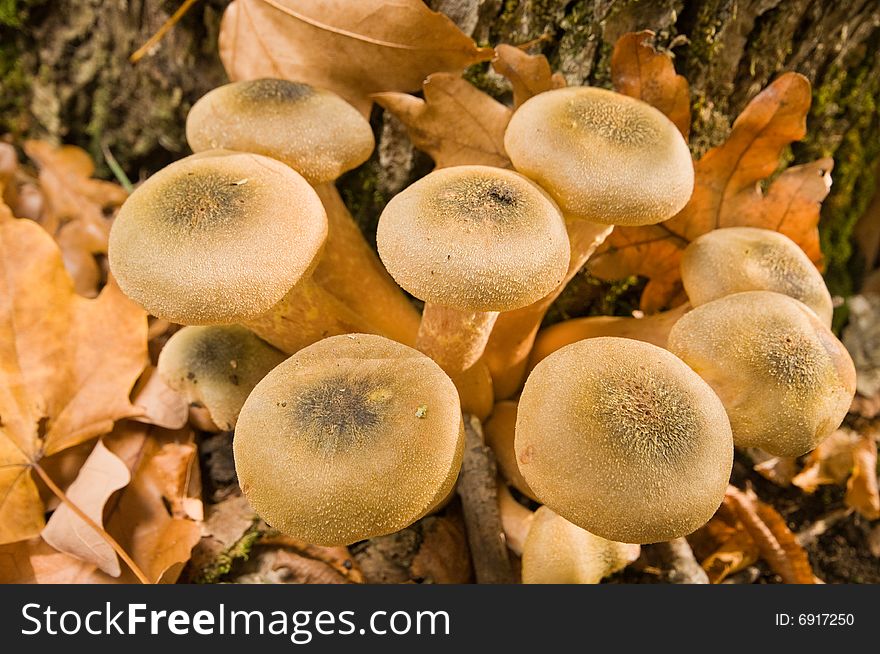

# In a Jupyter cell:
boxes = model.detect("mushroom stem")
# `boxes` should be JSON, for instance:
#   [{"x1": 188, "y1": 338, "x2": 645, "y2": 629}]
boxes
[
  {"x1": 416, "y1": 304, "x2": 500, "y2": 375},
  {"x1": 483, "y1": 218, "x2": 613, "y2": 399},
  {"x1": 497, "y1": 482, "x2": 534, "y2": 557},
  {"x1": 312, "y1": 184, "x2": 420, "y2": 345},
  {"x1": 244, "y1": 277, "x2": 378, "y2": 354},
  {"x1": 527, "y1": 302, "x2": 690, "y2": 373}
]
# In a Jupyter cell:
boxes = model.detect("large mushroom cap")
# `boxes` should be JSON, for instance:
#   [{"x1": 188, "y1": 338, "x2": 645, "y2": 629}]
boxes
[
  {"x1": 158, "y1": 325, "x2": 286, "y2": 431},
  {"x1": 668, "y1": 291, "x2": 856, "y2": 456},
  {"x1": 504, "y1": 86, "x2": 693, "y2": 226},
  {"x1": 186, "y1": 79, "x2": 375, "y2": 184},
  {"x1": 377, "y1": 165, "x2": 570, "y2": 312},
  {"x1": 108, "y1": 150, "x2": 327, "y2": 324},
  {"x1": 234, "y1": 333, "x2": 464, "y2": 545},
  {"x1": 682, "y1": 227, "x2": 833, "y2": 326},
  {"x1": 515, "y1": 337, "x2": 733, "y2": 544}
]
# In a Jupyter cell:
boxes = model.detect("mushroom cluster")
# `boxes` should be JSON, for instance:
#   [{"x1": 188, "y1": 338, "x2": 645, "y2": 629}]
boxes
[{"x1": 109, "y1": 77, "x2": 855, "y2": 580}]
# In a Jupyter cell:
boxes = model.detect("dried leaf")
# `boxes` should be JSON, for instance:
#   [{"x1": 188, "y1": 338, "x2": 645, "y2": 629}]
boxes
[
  {"x1": 41, "y1": 440, "x2": 131, "y2": 576},
  {"x1": 593, "y1": 71, "x2": 830, "y2": 312},
  {"x1": 492, "y1": 44, "x2": 565, "y2": 108},
  {"x1": 131, "y1": 366, "x2": 189, "y2": 430},
  {"x1": 793, "y1": 428, "x2": 861, "y2": 493},
  {"x1": 846, "y1": 434, "x2": 880, "y2": 520},
  {"x1": 219, "y1": 0, "x2": 492, "y2": 116},
  {"x1": 0, "y1": 219, "x2": 147, "y2": 544},
  {"x1": 410, "y1": 515, "x2": 472, "y2": 584},
  {"x1": 375, "y1": 73, "x2": 512, "y2": 169},
  {"x1": 751, "y1": 450, "x2": 798, "y2": 487},
  {"x1": 610, "y1": 30, "x2": 690, "y2": 139},
  {"x1": 701, "y1": 529, "x2": 759, "y2": 584}
]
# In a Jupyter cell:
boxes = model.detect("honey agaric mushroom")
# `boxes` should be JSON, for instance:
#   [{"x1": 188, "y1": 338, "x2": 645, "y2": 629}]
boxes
[
  {"x1": 108, "y1": 150, "x2": 372, "y2": 353},
  {"x1": 377, "y1": 165, "x2": 570, "y2": 374},
  {"x1": 484, "y1": 400, "x2": 536, "y2": 500},
  {"x1": 157, "y1": 325, "x2": 286, "y2": 431},
  {"x1": 484, "y1": 86, "x2": 695, "y2": 399},
  {"x1": 233, "y1": 334, "x2": 464, "y2": 546},
  {"x1": 516, "y1": 337, "x2": 733, "y2": 544},
  {"x1": 186, "y1": 79, "x2": 420, "y2": 345},
  {"x1": 521, "y1": 506, "x2": 640, "y2": 584},
  {"x1": 681, "y1": 227, "x2": 833, "y2": 326},
  {"x1": 668, "y1": 291, "x2": 856, "y2": 457},
  {"x1": 504, "y1": 86, "x2": 694, "y2": 226},
  {"x1": 528, "y1": 303, "x2": 690, "y2": 373}
]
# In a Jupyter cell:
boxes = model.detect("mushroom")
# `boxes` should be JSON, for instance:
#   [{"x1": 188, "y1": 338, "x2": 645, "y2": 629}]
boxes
[
  {"x1": 528, "y1": 302, "x2": 690, "y2": 372},
  {"x1": 233, "y1": 333, "x2": 464, "y2": 545},
  {"x1": 504, "y1": 86, "x2": 694, "y2": 226},
  {"x1": 186, "y1": 79, "x2": 420, "y2": 345},
  {"x1": 485, "y1": 85, "x2": 695, "y2": 399},
  {"x1": 157, "y1": 325, "x2": 286, "y2": 431},
  {"x1": 681, "y1": 227, "x2": 833, "y2": 326},
  {"x1": 667, "y1": 291, "x2": 856, "y2": 456},
  {"x1": 515, "y1": 337, "x2": 733, "y2": 544},
  {"x1": 521, "y1": 506, "x2": 640, "y2": 584},
  {"x1": 484, "y1": 401, "x2": 536, "y2": 500},
  {"x1": 377, "y1": 165, "x2": 570, "y2": 374},
  {"x1": 497, "y1": 481, "x2": 534, "y2": 556},
  {"x1": 108, "y1": 150, "x2": 372, "y2": 353}
]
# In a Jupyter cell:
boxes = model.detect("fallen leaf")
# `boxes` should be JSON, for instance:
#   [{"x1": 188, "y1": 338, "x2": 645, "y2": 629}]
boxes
[
  {"x1": 131, "y1": 365, "x2": 189, "y2": 430},
  {"x1": 375, "y1": 73, "x2": 512, "y2": 169},
  {"x1": 0, "y1": 218, "x2": 147, "y2": 544},
  {"x1": 752, "y1": 452, "x2": 799, "y2": 487},
  {"x1": 592, "y1": 70, "x2": 831, "y2": 312},
  {"x1": 610, "y1": 30, "x2": 690, "y2": 139},
  {"x1": 701, "y1": 529, "x2": 760, "y2": 584},
  {"x1": 846, "y1": 434, "x2": 880, "y2": 520},
  {"x1": 793, "y1": 428, "x2": 862, "y2": 493},
  {"x1": 492, "y1": 44, "x2": 565, "y2": 108},
  {"x1": 219, "y1": 0, "x2": 492, "y2": 116},
  {"x1": 41, "y1": 440, "x2": 131, "y2": 576},
  {"x1": 410, "y1": 515, "x2": 472, "y2": 583}
]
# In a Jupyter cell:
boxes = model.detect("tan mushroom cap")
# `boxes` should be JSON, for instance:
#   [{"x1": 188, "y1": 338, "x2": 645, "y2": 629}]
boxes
[
  {"x1": 668, "y1": 291, "x2": 856, "y2": 457},
  {"x1": 234, "y1": 334, "x2": 464, "y2": 546},
  {"x1": 186, "y1": 79, "x2": 375, "y2": 185},
  {"x1": 682, "y1": 227, "x2": 833, "y2": 326},
  {"x1": 504, "y1": 86, "x2": 694, "y2": 226},
  {"x1": 377, "y1": 165, "x2": 570, "y2": 311},
  {"x1": 108, "y1": 150, "x2": 327, "y2": 324},
  {"x1": 522, "y1": 506, "x2": 640, "y2": 584},
  {"x1": 515, "y1": 337, "x2": 733, "y2": 544},
  {"x1": 484, "y1": 400, "x2": 536, "y2": 500},
  {"x1": 158, "y1": 325, "x2": 286, "y2": 431}
]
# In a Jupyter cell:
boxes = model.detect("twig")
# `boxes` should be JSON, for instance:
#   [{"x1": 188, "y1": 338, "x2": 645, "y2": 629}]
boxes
[
  {"x1": 101, "y1": 143, "x2": 133, "y2": 193},
  {"x1": 649, "y1": 538, "x2": 709, "y2": 584},
  {"x1": 456, "y1": 415, "x2": 514, "y2": 583},
  {"x1": 33, "y1": 462, "x2": 151, "y2": 584},
  {"x1": 796, "y1": 508, "x2": 853, "y2": 547},
  {"x1": 130, "y1": 0, "x2": 201, "y2": 63}
]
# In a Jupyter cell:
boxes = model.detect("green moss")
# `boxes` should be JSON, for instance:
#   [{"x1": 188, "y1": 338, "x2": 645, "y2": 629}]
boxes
[{"x1": 194, "y1": 524, "x2": 262, "y2": 584}]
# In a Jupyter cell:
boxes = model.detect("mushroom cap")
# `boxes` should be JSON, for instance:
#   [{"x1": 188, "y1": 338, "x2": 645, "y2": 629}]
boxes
[
  {"x1": 668, "y1": 291, "x2": 856, "y2": 457},
  {"x1": 233, "y1": 333, "x2": 464, "y2": 545},
  {"x1": 158, "y1": 325, "x2": 287, "y2": 431},
  {"x1": 515, "y1": 337, "x2": 733, "y2": 544},
  {"x1": 186, "y1": 79, "x2": 375, "y2": 185},
  {"x1": 522, "y1": 506, "x2": 640, "y2": 584},
  {"x1": 108, "y1": 150, "x2": 327, "y2": 324},
  {"x1": 504, "y1": 86, "x2": 694, "y2": 226},
  {"x1": 377, "y1": 165, "x2": 570, "y2": 311},
  {"x1": 484, "y1": 400, "x2": 536, "y2": 500},
  {"x1": 682, "y1": 227, "x2": 833, "y2": 326}
]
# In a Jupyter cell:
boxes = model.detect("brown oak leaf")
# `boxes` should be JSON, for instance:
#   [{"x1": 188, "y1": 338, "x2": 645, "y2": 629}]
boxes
[
  {"x1": 219, "y1": 0, "x2": 492, "y2": 116},
  {"x1": 374, "y1": 73, "x2": 512, "y2": 169},
  {"x1": 492, "y1": 44, "x2": 565, "y2": 108},
  {"x1": 0, "y1": 218, "x2": 147, "y2": 545},
  {"x1": 846, "y1": 433, "x2": 880, "y2": 520}
]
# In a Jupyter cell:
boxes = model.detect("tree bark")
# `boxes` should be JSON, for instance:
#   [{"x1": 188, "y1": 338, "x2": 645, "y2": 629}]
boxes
[{"x1": 2, "y1": 0, "x2": 878, "y2": 295}]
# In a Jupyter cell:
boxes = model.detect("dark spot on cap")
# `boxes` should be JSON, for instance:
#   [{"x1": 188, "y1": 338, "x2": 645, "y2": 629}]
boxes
[{"x1": 238, "y1": 79, "x2": 314, "y2": 104}]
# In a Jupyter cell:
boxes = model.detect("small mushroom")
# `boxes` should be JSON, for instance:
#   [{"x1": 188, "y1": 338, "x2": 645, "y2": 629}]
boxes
[
  {"x1": 108, "y1": 150, "x2": 372, "y2": 352},
  {"x1": 668, "y1": 291, "x2": 856, "y2": 456},
  {"x1": 681, "y1": 227, "x2": 833, "y2": 326},
  {"x1": 233, "y1": 334, "x2": 464, "y2": 545},
  {"x1": 484, "y1": 401, "x2": 536, "y2": 500},
  {"x1": 157, "y1": 325, "x2": 286, "y2": 431},
  {"x1": 186, "y1": 79, "x2": 420, "y2": 344},
  {"x1": 521, "y1": 506, "x2": 640, "y2": 584},
  {"x1": 504, "y1": 86, "x2": 694, "y2": 226},
  {"x1": 516, "y1": 337, "x2": 733, "y2": 544},
  {"x1": 377, "y1": 165, "x2": 570, "y2": 373}
]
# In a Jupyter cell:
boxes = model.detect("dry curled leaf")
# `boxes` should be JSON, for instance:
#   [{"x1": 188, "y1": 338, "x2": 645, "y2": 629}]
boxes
[
  {"x1": 593, "y1": 65, "x2": 831, "y2": 312},
  {"x1": 40, "y1": 440, "x2": 130, "y2": 576},
  {"x1": 219, "y1": 0, "x2": 492, "y2": 116},
  {"x1": 846, "y1": 434, "x2": 880, "y2": 520},
  {"x1": 131, "y1": 365, "x2": 189, "y2": 430},
  {"x1": 492, "y1": 44, "x2": 565, "y2": 108},
  {"x1": 0, "y1": 218, "x2": 147, "y2": 545},
  {"x1": 793, "y1": 428, "x2": 862, "y2": 493},
  {"x1": 375, "y1": 73, "x2": 512, "y2": 169}
]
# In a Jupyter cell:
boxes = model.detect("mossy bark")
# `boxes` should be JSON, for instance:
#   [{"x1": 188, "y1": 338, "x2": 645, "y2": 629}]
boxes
[{"x1": 2, "y1": 0, "x2": 878, "y2": 299}]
